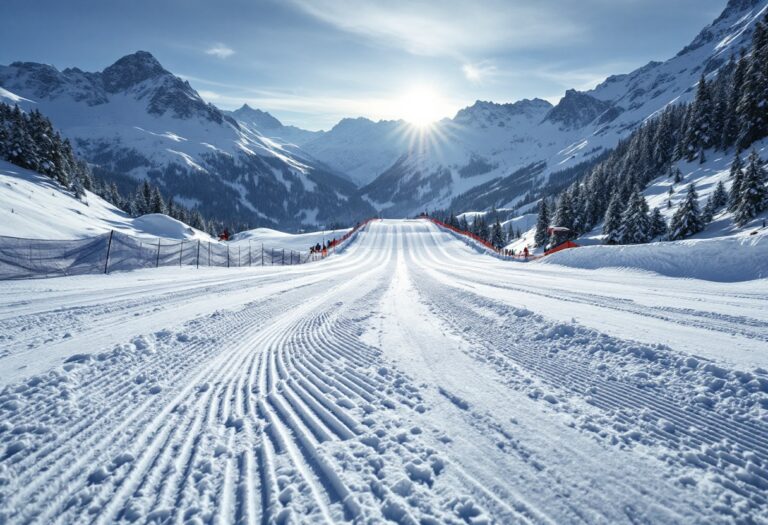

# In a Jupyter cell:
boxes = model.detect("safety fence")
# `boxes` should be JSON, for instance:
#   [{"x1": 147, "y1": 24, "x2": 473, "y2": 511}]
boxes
[
  {"x1": 424, "y1": 217, "x2": 546, "y2": 261},
  {"x1": 0, "y1": 218, "x2": 377, "y2": 280}
]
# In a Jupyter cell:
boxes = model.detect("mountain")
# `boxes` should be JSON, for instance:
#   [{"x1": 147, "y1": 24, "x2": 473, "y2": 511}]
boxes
[
  {"x1": 298, "y1": 0, "x2": 768, "y2": 217},
  {"x1": 228, "y1": 104, "x2": 323, "y2": 148},
  {"x1": 0, "y1": 52, "x2": 373, "y2": 230}
]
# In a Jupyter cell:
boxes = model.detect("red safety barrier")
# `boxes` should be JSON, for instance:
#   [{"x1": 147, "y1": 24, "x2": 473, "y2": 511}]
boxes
[
  {"x1": 423, "y1": 216, "x2": 550, "y2": 262},
  {"x1": 308, "y1": 217, "x2": 380, "y2": 261}
]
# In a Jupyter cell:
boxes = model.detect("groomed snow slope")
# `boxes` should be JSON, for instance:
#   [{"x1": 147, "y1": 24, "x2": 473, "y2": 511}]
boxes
[
  {"x1": 0, "y1": 220, "x2": 766, "y2": 523},
  {"x1": 0, "y1": 160, "x2": 212, "y2": 241}
]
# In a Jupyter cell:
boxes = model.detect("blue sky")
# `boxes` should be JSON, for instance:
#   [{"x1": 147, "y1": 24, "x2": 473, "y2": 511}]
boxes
[{"x1": 2, "y1": 0, "x2": 727, "y2": 130}]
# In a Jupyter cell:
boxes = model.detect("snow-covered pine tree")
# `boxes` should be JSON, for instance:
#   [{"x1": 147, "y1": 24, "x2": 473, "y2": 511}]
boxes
[
  {"x1": 534, "y1": 199, "x2": 549, "y2": 247},
  {"x1": 686, "y1": 75, "x2": 713, "y2": 160},
  {"x1": 722, "y1": 54, "x2": 747, "y2": 149},
  {"x1": 71, "y1": 175, "x2": 86, "y2": 202},
  {"x1": 602, "y1": 194, "x2": 624, "y2": 244},
  {"x1": 737, "y1": 17, "x2": 768, "y2": 149},
  {"x1": 134, "y1": 181, "x2": 153, "y2": 216},
  {"x1": 669, "y1": 182, "x2": 704, "y2": 240},
  {"x1": 727, "y1": 153, "x2": 745, "y2": 212},
  {"x1": 108, "y1": 182, "x2": 121, "y2": 207},
  {"x1": 649, "y1": 207, "x2": 668, "y2": 239},
  {"x1": 734, "y1": 149, "x2": 767, "y2": 226},
  {"x1": 617, "y1": 190, "x2": 651, "y2": 244},
  {"x1": 702, "y1": 195, "x2": 716, "y2": 223},
  {"x1": 491, "y1": 219, "x2": 505, "y2": 249},
  {"x1": 711, "y1": 180, "x2": 728, "y2": 209},
  {"x1": 150, "y1": 186, "x2": 166, "y2": 214},
  {"x1": 551, "y1": 192, "x2": 574, "y2": 246}
]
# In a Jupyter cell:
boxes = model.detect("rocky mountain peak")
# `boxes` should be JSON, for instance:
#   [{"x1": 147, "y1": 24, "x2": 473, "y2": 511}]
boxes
[
  {"x1": 232, "y1": 104, "x2": 283, "y2": 129},
  {"x1": 101, "y1": 51, "x2": 167, "y2": 93},
  {"x1": 544, "y1": 89, "x2": 613, "y2": 130}
]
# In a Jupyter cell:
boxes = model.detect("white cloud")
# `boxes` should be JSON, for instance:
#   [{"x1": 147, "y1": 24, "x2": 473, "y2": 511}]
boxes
[
  {"x1": 462, "y1": 61, "x2": 497, "y2": 83},
  {"x1": 284, "y1": 0, "x2": 584, "y2": 57},
  {"x1": 205, "y1": 43, "x2": 235, "y2": 59}
]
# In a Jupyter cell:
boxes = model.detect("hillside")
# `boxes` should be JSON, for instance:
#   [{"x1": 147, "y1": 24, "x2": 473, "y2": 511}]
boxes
[{"x1": 0, "y1": 159, "x2": 212, "y2": 240}]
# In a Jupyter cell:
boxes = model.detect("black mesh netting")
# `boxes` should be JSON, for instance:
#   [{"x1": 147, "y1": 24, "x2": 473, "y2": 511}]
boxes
[{"x1": 0, "y1": 232, "x2": 312, "y2": 280}]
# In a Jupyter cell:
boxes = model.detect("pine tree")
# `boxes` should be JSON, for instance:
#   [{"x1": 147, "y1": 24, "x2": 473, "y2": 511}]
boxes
[
  {"x1": 534, "y1": 199, "x2": 549, "y2": 247},
  {"x1": 602, "y1": 194, "x2": 624, "y2": 244},
  {"x1": 669, "y1": 183, "x2": 704, "y2": 240},
  {"x1": 686, "y1": 75, "x2": 713, "y2": 160},
  {"x1": 71, "y1": 176, "x2": 86, "y2": 202},
  {"x1": 727, "y1": 153, "x2": 745, "y2": 212},
  {"x1": 711, "y1": 180, "x2": 728, "y2": 209},
  {"x1": 617, "y1": 190, "x2": 651, "y2": 244},
  {"x1": 149, "y1": 186, "x2": 166, "y2": 214},
  {"x1": 551, "y1": 192, "x2": 575, "y2": 246},
  {"x1": 737, "y1": 18, "x2": 768, "y2": 148},
  {"x1": 702, "y1": 195, "x2": 716, "y2": 223},
  {"x1": 722, "y1": 54, "x2": 746, "y2": 149},
  {"x1": 734, "y1": 149, "x2": 767, "y2": 226},
  {"x1": 491, "y1": 219, "x2": 505, "y2": 249},
  {"x1": 135, "y1": 181, "x2": 153, "y2": 216},
  {"x1": 649, "y1": 207, "x2": 668, "y2": 239}
]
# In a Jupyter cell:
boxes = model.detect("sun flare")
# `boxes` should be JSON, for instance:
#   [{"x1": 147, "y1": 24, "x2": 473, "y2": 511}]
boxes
[{"x1": 396, "y1": 86, "x2": 445, "y2": 128}]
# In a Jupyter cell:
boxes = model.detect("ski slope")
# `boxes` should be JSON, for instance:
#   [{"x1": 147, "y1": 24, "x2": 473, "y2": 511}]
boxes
[{"x1": 1, "y1": 220, "x2": 767, "y2": 524}]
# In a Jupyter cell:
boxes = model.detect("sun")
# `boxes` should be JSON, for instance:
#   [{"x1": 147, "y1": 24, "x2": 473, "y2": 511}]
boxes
[{"x1": 396, "y1": 86, "x2": 446, "y2": 128}]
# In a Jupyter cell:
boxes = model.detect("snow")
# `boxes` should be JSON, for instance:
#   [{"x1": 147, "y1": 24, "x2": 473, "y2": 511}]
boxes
[
  {"x1": 542, "y1": 230, "x2": 768, "y2": 282},
  {"x1": 0, "y1": 160, "x2": 212, "y2": 240},
  {"x1": 230, "y1": 226, "x2": 351, "y2": 251},
  {"x1": 1, "y1": 219, "x2": 766, "y2": 523}
]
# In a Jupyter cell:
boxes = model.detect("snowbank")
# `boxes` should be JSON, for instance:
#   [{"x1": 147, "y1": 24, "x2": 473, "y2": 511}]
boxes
[
  {"x1": 0, "y1": 160, "x2": 212, "y2": 241},
  {"x1": 541, "y1": 232, "x2": 768, "y2": 282},
  {"x1": 230, "y1": 226, "x2": 351, "y2": 251}
]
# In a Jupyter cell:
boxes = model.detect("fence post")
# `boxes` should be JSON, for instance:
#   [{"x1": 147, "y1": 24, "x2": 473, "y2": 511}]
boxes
[
  {"x1": 238, "y1": 246, "x2": 241, "y2": 267},
  {"x1": 196, "y1": 240, "x2": 200, "y2": 269},
  {"x1": 179, "y1": 241, "x2": 184, "y2": 267},
  {"x1": 156, "y1": 239, "x2": 161, "y2": 268},
  {"x1": 249, "y1": 241, "x2": 252, "y2": 267},
  {"x1": 282, "y1": 249, "x2": 285, "y2": 266},
  {"x1": 104, "y1": 230, "x2": 114, "y2": 274},
  {"x1": 261, "y1": 244, "x2": 264, "y2": 266},
  {"x1": 227, "y1": 246, "x2": 230, "y2": 268},
  {"x1": 208, "y1": 242, "x2": 211, "y2": 266}
]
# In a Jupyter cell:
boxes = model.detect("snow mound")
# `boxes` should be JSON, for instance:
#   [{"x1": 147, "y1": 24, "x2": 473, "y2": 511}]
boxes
[
  {"x1": 541, "y1": 231, "x2": 768, "y2": 282},
  {"x1": 131, "y1": 214, "x2": 202, "y2": 241},
  {"x1": 230, "y1": 226, "x2": 351, "y2": 251}
]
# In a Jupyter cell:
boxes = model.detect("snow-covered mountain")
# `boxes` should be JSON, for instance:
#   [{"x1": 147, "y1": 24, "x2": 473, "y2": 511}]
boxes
[
  {"x1": 296, "y1": 0, "x2": 768, "y2": 217},
  {"x1": 0, "y1": 52, "x2": 373, "y2": 230},
  {"x1": 228, "y1": 104, "x2": 323, "y2": 148}
]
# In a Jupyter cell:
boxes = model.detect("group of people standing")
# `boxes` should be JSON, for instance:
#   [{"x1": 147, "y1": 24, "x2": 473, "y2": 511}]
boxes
[{"x1": 309, "y1": 238, "x2": 338, "y2": 258}]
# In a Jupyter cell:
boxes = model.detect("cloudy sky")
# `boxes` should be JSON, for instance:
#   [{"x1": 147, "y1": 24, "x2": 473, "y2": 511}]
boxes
[{"x1": 2, "y1": 0, "x2": 727, "y2": 130}]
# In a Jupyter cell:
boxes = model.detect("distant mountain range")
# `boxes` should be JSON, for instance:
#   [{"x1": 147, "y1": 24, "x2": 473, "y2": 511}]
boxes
[{"x1": 1, "y1": 0, "x2": 766, "y2": 228}]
